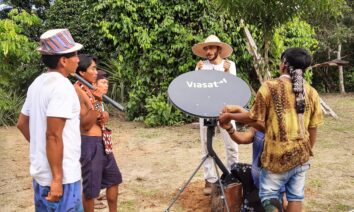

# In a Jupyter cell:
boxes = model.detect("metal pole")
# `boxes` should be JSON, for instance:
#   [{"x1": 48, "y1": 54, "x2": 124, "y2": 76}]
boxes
[
  {"x1": 73, "y1": 73, "x2": 125, "y2": 111},
  {"x1": 164, "y1": 155, "x2": 209, "y2": 212},
  {"x1": 214, "y1": 159, "x2": 230, "y2": 212}
]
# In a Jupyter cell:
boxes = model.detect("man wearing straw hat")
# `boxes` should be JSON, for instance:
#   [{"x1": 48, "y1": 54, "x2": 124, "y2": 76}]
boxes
[
  {"x1": 192, "y1": 34, "x2": 239, "y2": 195},
  {"x1": 17, "y1": 29, "x2": 84, "y2": 211}
]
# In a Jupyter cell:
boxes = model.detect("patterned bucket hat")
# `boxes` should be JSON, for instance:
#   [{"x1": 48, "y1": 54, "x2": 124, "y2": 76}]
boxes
[{"x1": 37, "y1": 29, "x2": 83, "y2": 55}]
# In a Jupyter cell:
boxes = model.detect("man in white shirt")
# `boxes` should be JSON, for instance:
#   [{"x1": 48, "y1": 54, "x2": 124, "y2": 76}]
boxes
[
  {"x1": 192, "y1": 35, "x2": 239, "y2": 195},
  {"x1": 17, "y1": 29, "x2": 84, "y2": 211}
]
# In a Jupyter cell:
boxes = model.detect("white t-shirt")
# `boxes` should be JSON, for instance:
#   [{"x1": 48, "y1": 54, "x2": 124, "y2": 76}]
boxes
[
  {"x1": 21, "y1": 72, "x2": 81, "y2": 186},
  {"x1": 199, "y1": 59, "x2": 237, "y2": 76},
  {"x1": 197, "y1": 59, "x2": 238, "y2": 127}
]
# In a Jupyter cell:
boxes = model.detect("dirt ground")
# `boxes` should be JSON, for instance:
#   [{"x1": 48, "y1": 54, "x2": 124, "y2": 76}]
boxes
[{"x1": 0, "y1": 93, "x2": 353, "y2": 212}]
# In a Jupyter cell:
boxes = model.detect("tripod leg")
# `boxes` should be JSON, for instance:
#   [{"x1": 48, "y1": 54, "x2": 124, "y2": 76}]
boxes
[
  {"x1": 214, "y1": 160, "x2": 230, "y2": 212},
  {"x1": 164, "y1": 155, "x2": 209, "y2": 212}
]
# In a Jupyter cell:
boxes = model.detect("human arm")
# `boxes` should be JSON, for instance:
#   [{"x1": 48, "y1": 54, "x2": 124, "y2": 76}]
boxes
[
  {"x1": 45, "y1": 117, "x2": 65, "y2": 202},
  {"x1": 219, "y1": 112, "x2": 265, "y2": 132},
  {"x1": 230, "y1": 127, "x2": 256, "y2": 144},
  {"x1": 225, "y1": 60, "x2": 236, "y2": 76},
  {"x1": 308, "y1": 127, "x2": 317, "y2": 148},
  {"x1": 223, "y1": 59, "x2": 231, "y2": 73},
  {"x1": 195, "y1": 60, "x2": 204, "y2": 70},
  {"x1": 75, "y1": 86, "x2": 101, "y2": 131},
  {"x1": 97, "y1": 111, "x2": 109, "y2": 126},
  {"x1": 221, "y1": 121, "x2": 256, "y2": 144},
  {"x1": 308, "y1": 89, "x2": 323, "y2": 149},
  {"x1": 222, "y1": 105, "x2": 247, "y2": 113},
  {"x1": 219, "y1": 111, "x2": 255, "y2": 125},
  {"x1": 16, "y1": 113, "x2": 30, "y2": 142}
]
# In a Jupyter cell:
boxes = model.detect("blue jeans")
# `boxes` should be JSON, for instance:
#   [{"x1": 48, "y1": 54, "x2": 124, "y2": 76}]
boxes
[
  {"x1": 259, "y1": 162, "x2": 310, "y2": 202},
  {"x1": 33, "y1": 180, "x2": 83, "y2": 212}
]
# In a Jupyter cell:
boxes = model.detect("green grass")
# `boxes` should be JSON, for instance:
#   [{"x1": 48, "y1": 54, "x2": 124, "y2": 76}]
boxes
[
  {"x1": 118, "y1": 200, "x2": 137, "y2": 212},
  {"x1": 308, "y1": 178, "x2": 322, "y2": 188}
]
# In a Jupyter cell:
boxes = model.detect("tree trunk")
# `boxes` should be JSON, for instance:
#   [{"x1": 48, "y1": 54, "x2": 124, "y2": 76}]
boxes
[
  {"x1": 241, "y1": 20, "x2": 264, "y2": 84},
  {"x1": 325, "y1": 48, "x2": 331, "y2": 93},
  {"x1": 337, "y1": 43, "x2": 346, "y2": 94},
  {"x1": 120, "y1": 81, "x2": 125, "y2": 103},
  {"x1": 263, "y1": 35, "x2": 271, "y2": 81}
]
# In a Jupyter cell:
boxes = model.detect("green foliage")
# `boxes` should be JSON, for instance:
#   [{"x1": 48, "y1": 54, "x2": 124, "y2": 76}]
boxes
[
  {"x1": 270, "y1": 17, "x2": 318, "y2": 82},
  {"x1": 44, "y1": 0, "x2": 110, "y2": 58},
  {"x1": 144, "y1": 93, "x2": 192, "y2": 127},
  {"x1": 306, "y1": 0, "x2": 352, "y2": 48},
  {"x1": 0, "y1": 89, "x2": 24, "y2": 126},
  {"x1": 125, "y1": 76, "x2": 149, "y2": 121},
  {"x1": 0, "y1": 9, "x2": 41, "y2": 95},
  {"x1": 6, "y1": 0, "x2": 51, "y2": 19},
  {"x1": 304, "y1": 69, "x2": 314, "y2": 85},
  {"x1": 218, "y1": 0, "x2": 347, "y2": 39},
  {"x1": 217, "y1": 0, "x2": 348, "y2": 81},
  {"x1": 100, "y1": 59, "x2": 130, "y2": 105},
  {"x1": 308, "y1": 0, "x2": 354, "y2": 92},
  {"x1": 344, "y1": 66, "x2": 354, "y2": 92},
  {"x1": 95, "y1": 0, "x2": 252, "y2": 125},
  {"x1": 272, "y1": 18, "x2": 318, "y2": 60}
]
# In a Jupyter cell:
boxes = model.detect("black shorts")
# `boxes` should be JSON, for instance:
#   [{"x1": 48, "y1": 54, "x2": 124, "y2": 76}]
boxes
[{"x1": 80, "y1": 135, "x2": 122, "y2": 199}]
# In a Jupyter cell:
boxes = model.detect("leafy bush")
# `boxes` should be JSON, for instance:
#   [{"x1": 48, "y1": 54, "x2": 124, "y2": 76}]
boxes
[
  {"x1": 44, "y1": 0, "x2": 111, "y2": 58},
  {"x1": 0, "y1": 9, "x2": 41, "y2": 95},
  {"x1": 100, "y1": 59, "x2": 130, "y2": 105},
  {"x1": 144, "y1": 93, "x2": 193, "y2": 127},
  {"x1": 0, "y1": 89, "x2": 24, "y2": 127},
  {"x1": 270, "y1": 17, "x2": 318, "y2": 80},
  {"x1": 95, "y1": 0, "x2": 253, "y2": 124}
]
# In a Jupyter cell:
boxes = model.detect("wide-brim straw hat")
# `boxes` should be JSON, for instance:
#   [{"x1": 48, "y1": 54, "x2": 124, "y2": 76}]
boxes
[
  {"x1": 192, "y1": 35, "x2": 233, "y2": 58},
  {"x1": 37, "y1": 28, "x2": 83, "y2": 55}
]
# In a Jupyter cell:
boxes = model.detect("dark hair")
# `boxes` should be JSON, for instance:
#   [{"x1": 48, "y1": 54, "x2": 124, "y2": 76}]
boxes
[
  {"x1": 280, "y1": 47, "x2": 311, "y2": 70},
  {"x1": 281, "y1": 48, "x2": 311, "y2": 115},
  {"x1": 76, "y1": 54, "x2": 97, "y2": 75},
  {"x1": 96, "y1": 70, "x2": 108, "y2": 82},
  {"x1": 41, "y1": 52, "x2": 77, "y2": 69}
]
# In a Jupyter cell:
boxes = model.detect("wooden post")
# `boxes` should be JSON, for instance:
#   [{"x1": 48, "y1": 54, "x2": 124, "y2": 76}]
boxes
[{"x1": 337, "y1": 43, "x2": 346, "y2": 94}]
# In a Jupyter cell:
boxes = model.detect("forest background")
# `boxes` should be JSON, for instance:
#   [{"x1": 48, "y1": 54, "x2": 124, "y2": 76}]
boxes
[{"x1": 0, "y1": 0, "x2": 353, "y2": 127}]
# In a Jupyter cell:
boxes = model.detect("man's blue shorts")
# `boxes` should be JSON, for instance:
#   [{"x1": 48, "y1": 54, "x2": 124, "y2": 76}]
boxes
[
  {"x1": 259, "y1": 162, "x2": 310, "y2": 202},
  {"x1": 33, "y1": 179, "x2": 83, "y2": 212}
]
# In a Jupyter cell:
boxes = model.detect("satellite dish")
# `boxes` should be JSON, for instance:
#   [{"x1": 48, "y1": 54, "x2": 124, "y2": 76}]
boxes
[{"x1": 168, "y1": 70, "x2": 251, "y2": 118}]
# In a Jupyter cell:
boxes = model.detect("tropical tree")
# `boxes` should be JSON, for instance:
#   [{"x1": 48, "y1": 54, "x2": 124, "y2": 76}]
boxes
[
  {"x1": 44, "y1": 0, "x2": 109, "y2": 58},
  {"x1": 4, "y1": 0, "x2": 51, "y2": 19},
  {"x1": 0, "y1": 9, "x2": 41, "y2": 126},
  {"x1": 0, "y1": 9, "x2": 41, "y2": 94},
  {"x1": 94, "y1": 0, "x2": 252, "y2": 125},
  {"x1": 271, "y1": 17, "x2": 319, "y2": 83},
  {"x1": 307, "y1": 0, "x2": 353, "y2": 93},
  {"x1": 217, "y1": 0, "x2": 348, "y2": 81}
]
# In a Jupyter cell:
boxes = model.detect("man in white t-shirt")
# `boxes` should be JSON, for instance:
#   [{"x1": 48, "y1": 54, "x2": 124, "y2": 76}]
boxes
[
  {"x1": 192, "y1": 35, "x2": 239, "y2": 195},
  {"x1": 16, "y1": 29, "x2": 84, "y2": 211}
]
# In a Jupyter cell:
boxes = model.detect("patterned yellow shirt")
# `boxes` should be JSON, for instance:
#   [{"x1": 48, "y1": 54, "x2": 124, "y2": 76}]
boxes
[{"x1": 249, "y1": 78, "x2": 323, "y2": 173}]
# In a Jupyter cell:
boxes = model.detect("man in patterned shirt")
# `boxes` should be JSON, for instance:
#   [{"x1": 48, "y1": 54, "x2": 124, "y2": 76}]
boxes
[{"x1": 219, "y1": 48, "x2": 323, "y2": 212}]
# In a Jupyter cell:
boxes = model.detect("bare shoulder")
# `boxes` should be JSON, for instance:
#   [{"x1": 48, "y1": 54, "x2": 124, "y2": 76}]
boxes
[{"x1": 73, "y1": 84, "x2": 87, "y2": 103}]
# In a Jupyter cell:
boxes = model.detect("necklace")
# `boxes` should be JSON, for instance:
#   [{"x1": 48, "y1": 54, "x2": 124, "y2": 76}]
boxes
[{"x1": 75, "y1": 81, "x2": 96, "y2": 104}]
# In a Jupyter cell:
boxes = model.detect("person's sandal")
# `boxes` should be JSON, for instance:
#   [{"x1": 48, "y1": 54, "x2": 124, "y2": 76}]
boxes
[
  {"x1": 97, "y1": 193, "x2": 107, "y2": 200},
  {"x1": 94, "y1": 201, "x2": 107, "y2": 209}
]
